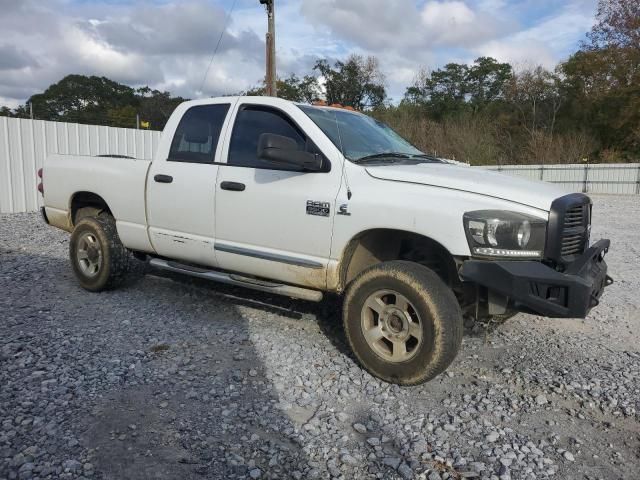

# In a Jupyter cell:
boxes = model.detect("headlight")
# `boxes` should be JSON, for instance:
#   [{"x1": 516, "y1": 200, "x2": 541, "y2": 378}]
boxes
[{"x1": 463, "y1": 210, "x2": 546, "y2": 258}]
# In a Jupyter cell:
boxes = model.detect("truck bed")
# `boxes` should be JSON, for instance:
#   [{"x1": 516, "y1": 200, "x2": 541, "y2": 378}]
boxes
[{"x1": 43, "y1": 153, "x2": 153, "y2": 251}]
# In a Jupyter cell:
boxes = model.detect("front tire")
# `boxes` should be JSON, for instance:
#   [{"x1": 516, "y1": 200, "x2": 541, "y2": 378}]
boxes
[
  {"x1": 343, "y1": 261, "x2": 463, "y2": 385},
  {"x1": 69, "y1": 215, "x2": 137, "y2": 291}
]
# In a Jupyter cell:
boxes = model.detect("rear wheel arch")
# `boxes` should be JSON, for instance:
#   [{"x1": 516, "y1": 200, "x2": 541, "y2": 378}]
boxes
[
  {"x1": 337, "y1": 229, "x2": 459, "y2": 292},
  {"x1": 69, "y1": 191, "x2": 112, "y2": 227}
]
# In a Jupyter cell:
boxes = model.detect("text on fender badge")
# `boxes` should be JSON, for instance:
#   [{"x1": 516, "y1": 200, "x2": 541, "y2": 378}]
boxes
[{"x1": 306, "y1": 200, "x2": 330, "y2": 217}]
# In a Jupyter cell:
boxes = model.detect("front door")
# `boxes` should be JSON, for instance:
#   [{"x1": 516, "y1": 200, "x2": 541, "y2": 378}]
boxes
[
  {"x1": 146, "y1": 101, "x2": 232, "y2": 267},
  {"x1": 214, "y1": 101, "x2": 341, "y2": 289}
]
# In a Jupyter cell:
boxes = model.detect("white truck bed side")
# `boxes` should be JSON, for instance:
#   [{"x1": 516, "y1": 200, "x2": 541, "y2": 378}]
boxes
[{"x1": 43, "y1": 154, "x2": 154, "y2": 252}]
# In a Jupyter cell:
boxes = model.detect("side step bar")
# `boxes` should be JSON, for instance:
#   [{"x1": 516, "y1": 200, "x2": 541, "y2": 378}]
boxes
[{"x1": 148, "y1": 258, "x2": 323, "y2": 302}]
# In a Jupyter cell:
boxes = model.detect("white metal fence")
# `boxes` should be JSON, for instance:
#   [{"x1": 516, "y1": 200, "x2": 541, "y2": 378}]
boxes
[
  {"x1": 0, "y1": 117, "x2": 161, "y2": 214},
  {"x1": 1, "y1": 117, "x2": 638, "y2": 214},
  {"x1": 479, "y1": 163, "x2": 640, "y2": 195}
]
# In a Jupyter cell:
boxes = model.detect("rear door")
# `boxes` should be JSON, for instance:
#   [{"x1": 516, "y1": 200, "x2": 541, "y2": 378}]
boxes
[
  {"x1": 146, "y1": 100, "x2": 233, "y2": 267},
  {"x1": 213, "y1": 100, "x2": 342, "y2": 289}
]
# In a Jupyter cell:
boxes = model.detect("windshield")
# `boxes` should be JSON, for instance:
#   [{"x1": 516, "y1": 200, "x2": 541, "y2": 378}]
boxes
[{"x1": 298, "y1": 105, "x2": 438, "y2": 163}]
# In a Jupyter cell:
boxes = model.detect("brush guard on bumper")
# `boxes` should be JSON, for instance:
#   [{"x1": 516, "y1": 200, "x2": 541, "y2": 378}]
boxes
[{"x1": 460, "y1": 239, "x2": 612, "y2": 318}]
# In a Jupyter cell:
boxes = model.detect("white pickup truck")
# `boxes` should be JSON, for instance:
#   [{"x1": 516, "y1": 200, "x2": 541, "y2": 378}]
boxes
[{"x1": 39, "y1": 96, "x2": 612, "y2": 385}]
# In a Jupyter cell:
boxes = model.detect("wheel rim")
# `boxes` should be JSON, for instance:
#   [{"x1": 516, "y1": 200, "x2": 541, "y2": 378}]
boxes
[
  {"x1": 76, "y1": 232, "x2": 103, "y2": 278},
  {"x1": 360, "y1": 289, "x2": 423, "y2": 363}
]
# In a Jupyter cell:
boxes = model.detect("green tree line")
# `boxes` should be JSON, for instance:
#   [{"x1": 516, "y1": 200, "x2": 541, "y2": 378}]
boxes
[
  {"x1": 1, "y1": 75, "x2": 186, "y2": 132},
  {"x1": 2, "y1": 0, "x2": 637, "y2": 164}
]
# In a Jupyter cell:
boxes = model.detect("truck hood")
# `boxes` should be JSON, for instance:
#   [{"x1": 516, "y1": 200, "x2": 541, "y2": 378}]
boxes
[{"x1": 365, "y1": 163, "x2": 567, "y2": 211}]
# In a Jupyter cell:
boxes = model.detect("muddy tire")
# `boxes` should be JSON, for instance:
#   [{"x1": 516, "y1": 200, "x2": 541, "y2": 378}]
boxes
[
  {"x1": 343, "y1": 261, "x2": 463, "y2": 385},
  {"x1": 69, "y1": 214, "x2": 140, "y2": 291}
]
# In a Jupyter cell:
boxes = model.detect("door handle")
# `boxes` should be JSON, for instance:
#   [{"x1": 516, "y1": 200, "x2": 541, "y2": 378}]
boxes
[
  {"x1": 154, "y1": 174, "x2": 173, "y2": 184},
  {"x1": 220, "y1": 181, "x2": 246, "y2": 192}
]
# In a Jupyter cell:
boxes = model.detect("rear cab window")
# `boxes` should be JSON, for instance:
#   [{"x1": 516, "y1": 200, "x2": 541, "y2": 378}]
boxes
[{"x1": 169, "y1": 104, "x2": 230, "y2": 164}]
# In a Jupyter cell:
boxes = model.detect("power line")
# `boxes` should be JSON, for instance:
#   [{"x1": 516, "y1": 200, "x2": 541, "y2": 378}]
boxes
[{"x1": 199, "y1": 0, "x2": 239, "y2": 95}]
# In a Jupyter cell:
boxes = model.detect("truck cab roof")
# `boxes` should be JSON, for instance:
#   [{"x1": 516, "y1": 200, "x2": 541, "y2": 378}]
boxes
[{"x1": 180, "y1": 95, "x2": 365, "y2": 116}]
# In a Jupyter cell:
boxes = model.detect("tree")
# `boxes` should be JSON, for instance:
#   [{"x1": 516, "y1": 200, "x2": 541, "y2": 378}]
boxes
[
  {"x1": 586, "y1": 0, "x2": 639, "y2": 51},
  {"x1": 245, "y1": 74, "x2": 320, "y2": 103},
  {"x1": 403, "y1": 57, "x2": 512, "y2": 118},
  {"x1": 313, "y1": 55, "x2": 386, "y2": 109},
  {"x1": 106, "y1": 105, "x2": 138, "y2": 129},
  {"x1": 466, "y1": 57, "x2": 513, "y2": 110},
  {"x1": 1, "y1": 76, "x2": 185, "y2": 129},
  {"x1": 560, "y1": 0, "x2": 640, "y2": 157},
  {"x1": 0, "y1": 104, "x2": 31, "y2": 119},
  {"x1": 136, "y1": 87, "x2": 186, "y2": 131},
  {"x1": 505, "y1": 66, "x2": 562, "y2": 137},
  {"x1": 26, "y1": 74, "x2": 138, "y2": 125},
  {"x1": 412, "y1": 63, "x2": 470, "y2": 118},
  {"x1": 504, "y1": 66, "x2": 564, "y2": 164}
]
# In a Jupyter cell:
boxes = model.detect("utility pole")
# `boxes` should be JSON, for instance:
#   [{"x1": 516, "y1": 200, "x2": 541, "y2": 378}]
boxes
[
  {"x1": 29, "y1": 102, "x2": 33, "y2": 120},
  {"x1": 260, "y1": 0, "x2": 277, "y2": 97}
]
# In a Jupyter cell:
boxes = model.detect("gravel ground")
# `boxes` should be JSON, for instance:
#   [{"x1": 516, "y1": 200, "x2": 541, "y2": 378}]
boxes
[{"x1": 1, "y1": 194, "x2": 639, "y2": 480}]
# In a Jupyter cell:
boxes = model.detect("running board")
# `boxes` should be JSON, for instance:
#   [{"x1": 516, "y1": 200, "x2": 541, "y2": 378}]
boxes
[{"x1": 148, "y1": 258, "x2": 323, "y2": 302}]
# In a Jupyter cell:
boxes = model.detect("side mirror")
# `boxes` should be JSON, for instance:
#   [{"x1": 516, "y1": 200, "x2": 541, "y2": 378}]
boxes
[{"x1": 258, "y1": 133, "x2": 324, "y2": 172}]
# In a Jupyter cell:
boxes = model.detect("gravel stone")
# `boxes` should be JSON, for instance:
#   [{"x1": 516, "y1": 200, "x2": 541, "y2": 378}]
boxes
[
  {"x1": 382, "y1": 456, "x2": 401, "y2": 469},
  {"x1": 341, "y1": 454, "x2": 358, "y2": 466},
  {"x1": 366, "y1": 437, "x2": 381, "y2": 446},
  {"x1": 337, "y1": 412, "x2": 349, "y2": 422},
  {"x1": 535, "y1": 394, "x2": 548, "y2": 405},
  {"x1": 1, "y1": 195, "x2": 639, "y2": 479},
  {"x1": 398, "y1": 462, "x2": 413, "y2": 479},
  {"x1": 249, "y1": 468, "x2": 262, "y2": 478},
  {"x1": 353, "y1": 423, "x2": 367, "y2": 434}
]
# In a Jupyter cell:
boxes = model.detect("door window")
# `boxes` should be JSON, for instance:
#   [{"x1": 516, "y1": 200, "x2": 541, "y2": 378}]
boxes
[
  {"x1": 168, "y1": 104, "x2": 230, "y2": 164},
  {"x1": 228, "y1": 106, "x2": 308, "y2": 169}
]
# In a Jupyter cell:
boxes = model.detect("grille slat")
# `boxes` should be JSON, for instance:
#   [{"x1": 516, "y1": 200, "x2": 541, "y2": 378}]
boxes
[{"x1": 562, "y1": 242, "x2": 583, "y2": 249}]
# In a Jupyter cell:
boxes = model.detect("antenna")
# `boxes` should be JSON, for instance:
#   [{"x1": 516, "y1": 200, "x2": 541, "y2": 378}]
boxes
[{"x1": 200, "y1": 0, "x2": 239, "y2": 95}]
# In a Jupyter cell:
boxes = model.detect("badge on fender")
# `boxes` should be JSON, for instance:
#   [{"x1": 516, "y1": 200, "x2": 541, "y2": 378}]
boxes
[
  {"x1": 338, "y1": 204, "x2": 351, "y2": 216},
  {"x1": 306, "y1": 200, "x2": 330, "y2": 217}
]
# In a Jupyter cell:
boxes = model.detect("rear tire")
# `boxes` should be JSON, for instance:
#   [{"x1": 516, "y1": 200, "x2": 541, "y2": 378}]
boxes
[
  {"x1": 343, "y1": 261, "x2": 463, "y2": 385},
  {"x1": 69, "y1": 214, "x2": 140, "y2": 291}
]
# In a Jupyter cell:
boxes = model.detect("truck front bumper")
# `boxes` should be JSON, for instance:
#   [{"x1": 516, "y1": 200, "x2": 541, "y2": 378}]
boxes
[{"x1": 460, "y1": 239, "x2": 612, "y2": 318}]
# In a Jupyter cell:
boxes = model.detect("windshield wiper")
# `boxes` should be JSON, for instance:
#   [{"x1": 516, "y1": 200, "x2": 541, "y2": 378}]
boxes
[
  {"x1": 353, "y1": 152, "x2": 445, "y2": 165},
  {"x1": 353, "y1": 152, "x2": 412, "y2": 164},
  {"x1": 409, "y1": 154, "x2": 444, "y2": 163}
]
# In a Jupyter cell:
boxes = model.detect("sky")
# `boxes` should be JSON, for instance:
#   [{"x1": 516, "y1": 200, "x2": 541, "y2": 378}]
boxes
[{"x1": 0, "y1": 0, "x2": 599, "y2": 108}]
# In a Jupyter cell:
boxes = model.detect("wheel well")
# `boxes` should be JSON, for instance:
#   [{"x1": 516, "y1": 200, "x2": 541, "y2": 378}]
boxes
[
  {"x1": 339, "y1": 229, "x2": 458, "y2": 291},
  {"x1": 70, "y1": 192, "x2": 112, "y2": 226}
]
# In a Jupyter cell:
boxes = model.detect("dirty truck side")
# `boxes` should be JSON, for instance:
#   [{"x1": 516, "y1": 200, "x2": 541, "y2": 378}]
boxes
[{"x1": 38, "y1": 96, "x2": 612, "y2": 385}]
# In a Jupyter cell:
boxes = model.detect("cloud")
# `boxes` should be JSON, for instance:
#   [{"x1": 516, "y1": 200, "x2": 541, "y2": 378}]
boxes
[
  {"x1": 297, "y1": 0, "x2": 513, "y2": 98},
  {"x1": 299, "y1": 0, "x2": 595, "y2": 97},
  {"x1": 0, "y1": 0, "x2": 272, "y2": 106},
  {"x1": 83, "y1": 1, "x2": 263, "y2": 57},
  {"x1": 0, "y1": 45, "x2": 39, "y2": 71},
  {"x1": 0, "y1": 0, "x2": 597, "y2": 106},
  {"x1": 300, "y1": 0, "x2": 426, "y2": 51},
  {"x1": 473, "y1": 1, "x2": 596, "y2": 69},
  {"x1": 420, "y1": 1, "x2": 508, "y2": 47}
]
